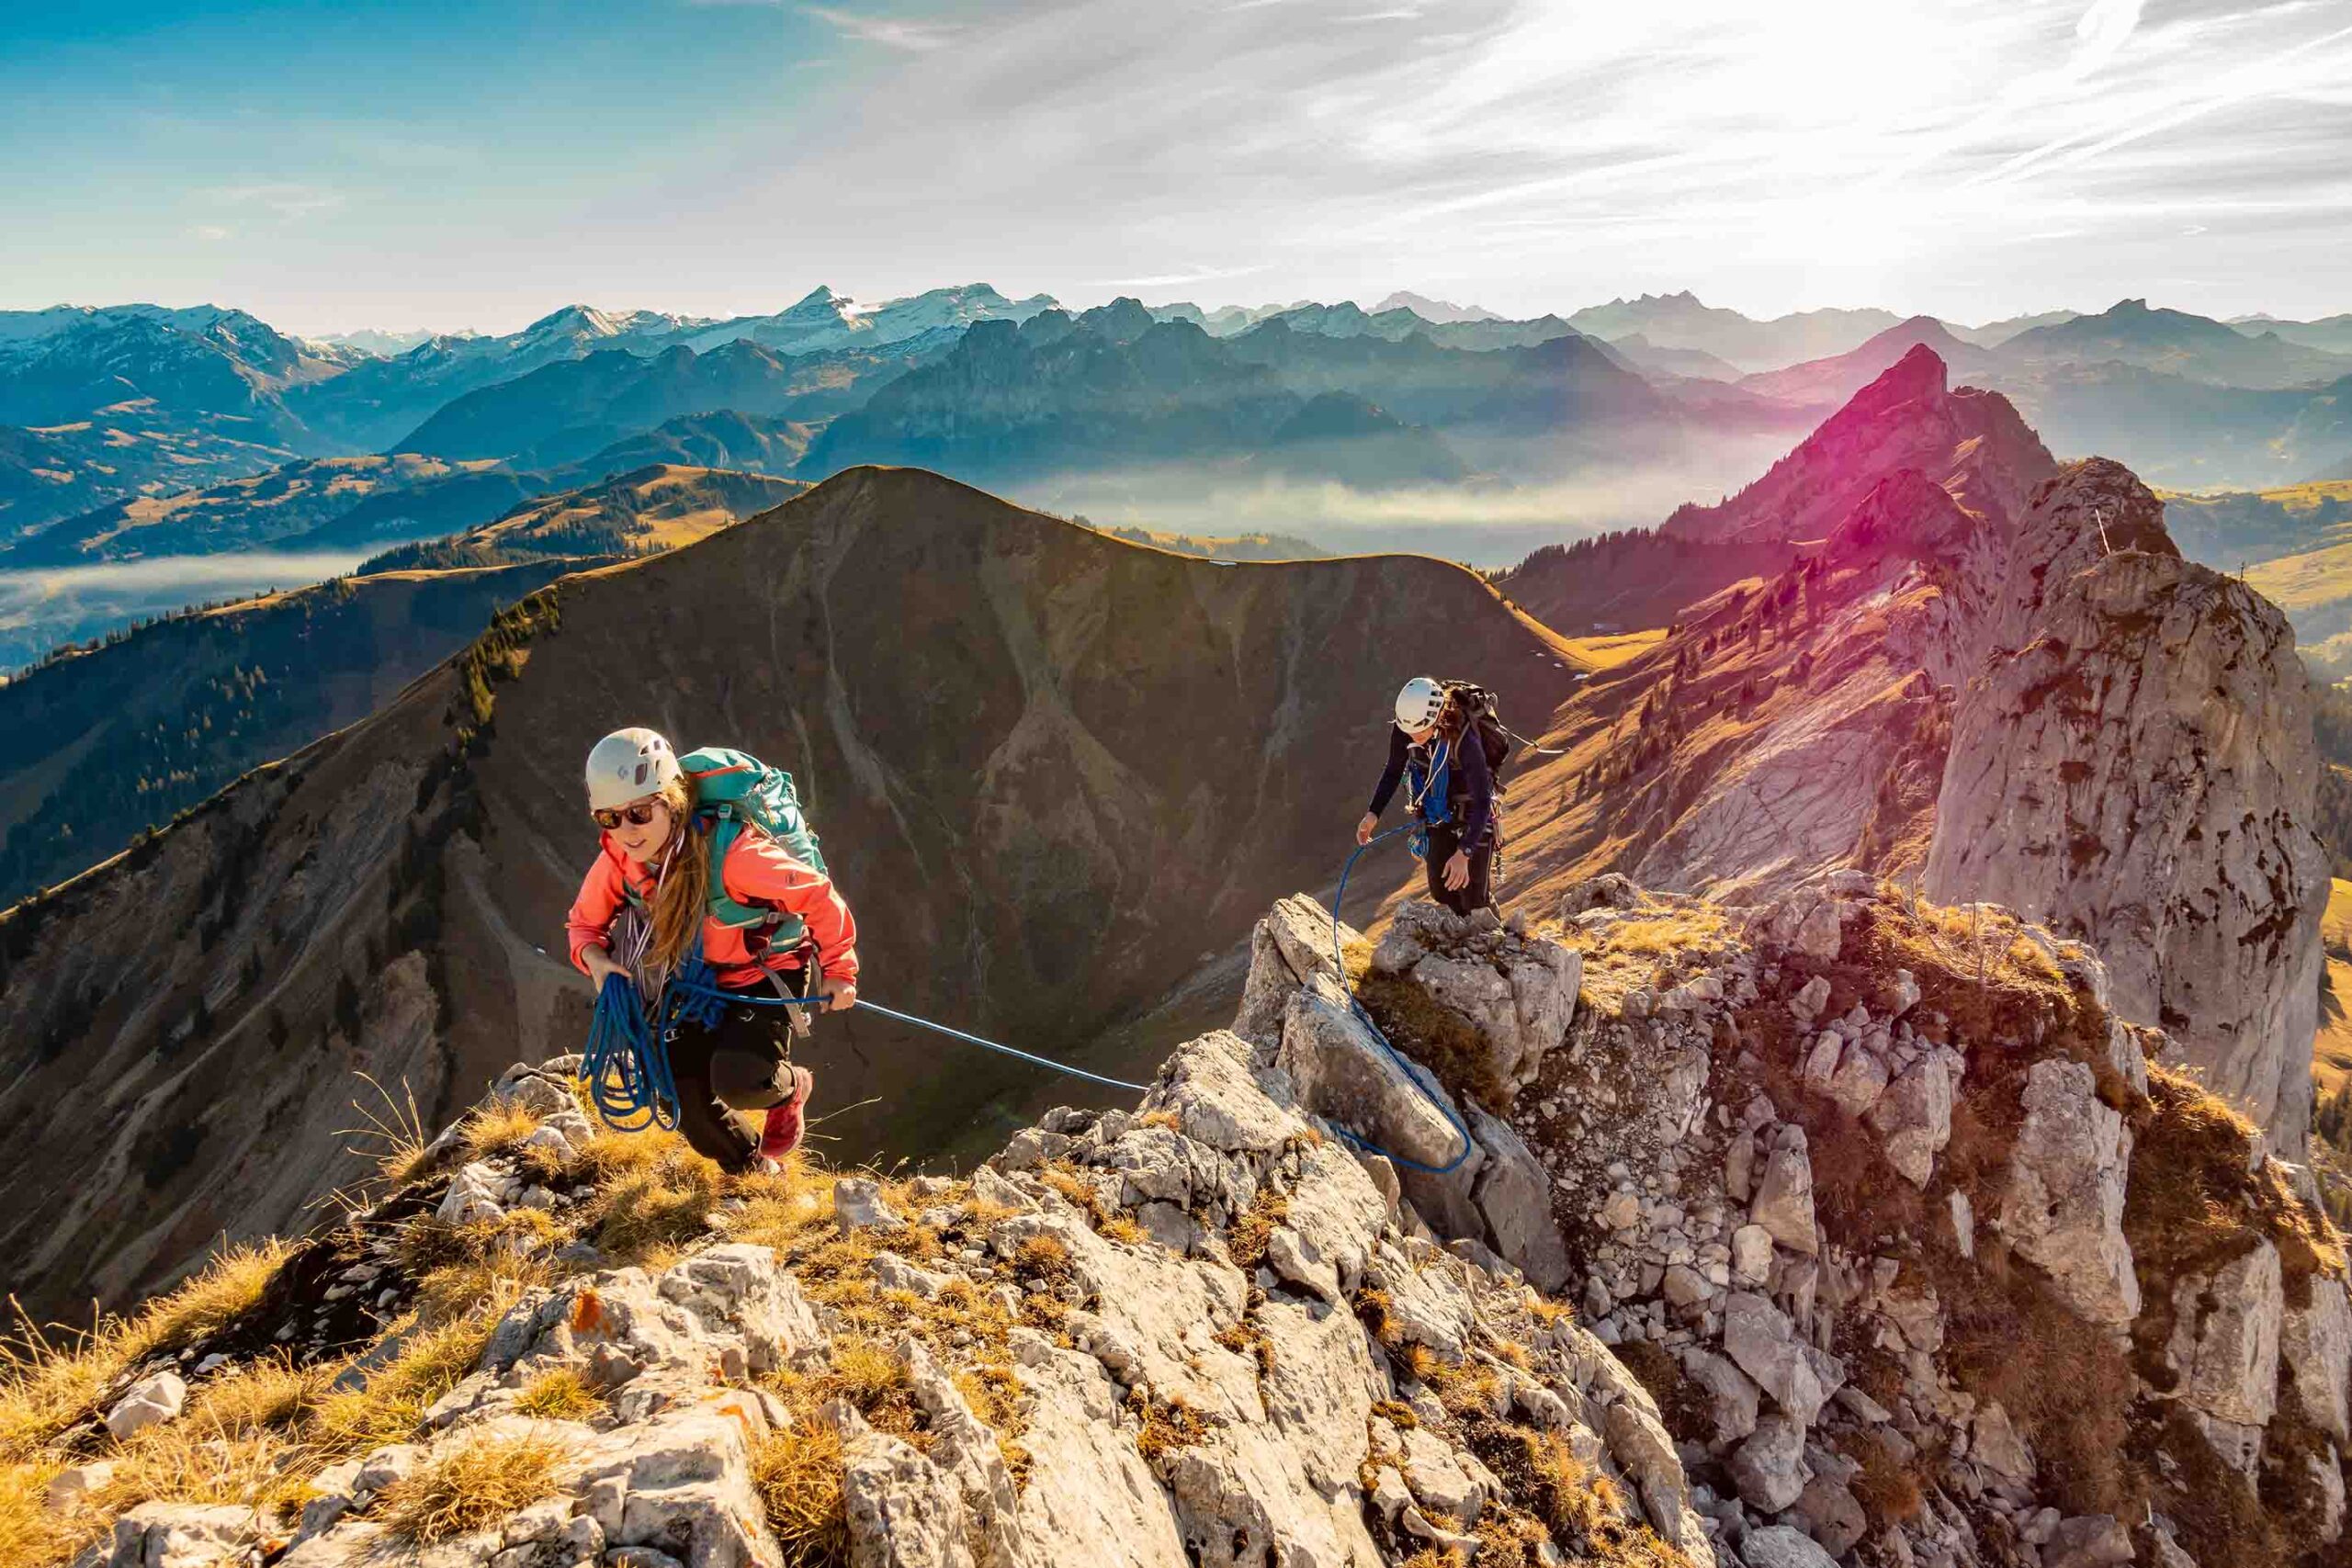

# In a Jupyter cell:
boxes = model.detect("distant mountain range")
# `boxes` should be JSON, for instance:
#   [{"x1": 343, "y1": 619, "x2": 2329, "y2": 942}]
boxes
[{"x1": 6, "y1": 284, "x2": 2352, "y2": 591}]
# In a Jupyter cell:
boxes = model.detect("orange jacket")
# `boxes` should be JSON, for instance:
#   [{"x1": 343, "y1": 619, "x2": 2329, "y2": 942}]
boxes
[{"x1": 566, "y1": 825, "x2": 859, "y2": 988}]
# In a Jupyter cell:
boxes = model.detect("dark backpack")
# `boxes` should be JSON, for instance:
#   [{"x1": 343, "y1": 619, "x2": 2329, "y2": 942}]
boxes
[{"x1": 1441, "y1": 680, "x2": 1515, "y2": 782}]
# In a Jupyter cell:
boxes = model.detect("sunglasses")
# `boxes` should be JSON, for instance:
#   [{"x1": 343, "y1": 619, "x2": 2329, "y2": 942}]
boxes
[{"x1": 592, "y1": 800, "x2": 663, "y2": 830}]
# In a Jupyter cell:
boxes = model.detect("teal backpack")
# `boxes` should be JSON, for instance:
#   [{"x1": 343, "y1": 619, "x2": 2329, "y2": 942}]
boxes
[{"x1": 623, "y1": 746, "x2": 829, "y2": 950}]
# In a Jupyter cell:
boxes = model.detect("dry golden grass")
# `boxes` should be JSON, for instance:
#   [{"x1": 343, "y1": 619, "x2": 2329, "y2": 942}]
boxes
[
  {"x1": 343, "y1": 1073, "x2": 434, "y2": 1190},
  {"x1": 377, "y1": 1427, "x2": 563, "y2": 1542},
  {"x1": 1226, "y1": 1190, "x2": 1289, "y2": 1273},
  {"x1": 1128, "y1": 1386, "x2": 1212, "y2": 1464},
  {"x1": 1560, "y1": 628, "x2": 1669, "y2": 670},
  {"x1": 1012, "y1": 1234, "x2": 1070, "y2": 1283},
  {"x1": 188, "y1": 1350, "x2": 340, "y2": 1436},
  {"x1": 0, "y1": 1459, "x2": 79, "y2": 1568},
  {"x1": 1849, "y1": 1429, "x2": 1923, "y2": 1527},
  {"x1": 310, "y1": 1308, "x2": 503, "y2": 1459},
  {"x1": 752, "y1": 1421, "x2": 851, "y2": 1567},
  {"x1": 585, "y1": 1145, "x2": 724, "y2": 1264},
  {"x1": 512, "y1": 1366, "x2": 603, "y2": 1422},
  {"x1": 457, "y1": 1098, "x2": 544, "y2": 1164},
  {"x1": 0, "y1": 1237, "x2": 289, "y2": 1463}
]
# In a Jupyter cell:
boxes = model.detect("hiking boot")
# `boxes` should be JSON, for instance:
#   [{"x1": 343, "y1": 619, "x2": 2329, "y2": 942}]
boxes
[{"x1": 758, "y1": 1066, "x2": 815, "y2": 1162}]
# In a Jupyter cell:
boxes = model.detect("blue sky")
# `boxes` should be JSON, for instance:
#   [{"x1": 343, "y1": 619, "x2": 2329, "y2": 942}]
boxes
[{"x1": 4, "y1": 0, "x2": 2347, "y2": 334}]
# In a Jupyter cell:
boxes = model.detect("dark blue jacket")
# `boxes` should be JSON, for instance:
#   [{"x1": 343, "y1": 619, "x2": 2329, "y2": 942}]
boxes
[{"x1": 1367, "y1": 725, "x2": 1494, "y2": 850}]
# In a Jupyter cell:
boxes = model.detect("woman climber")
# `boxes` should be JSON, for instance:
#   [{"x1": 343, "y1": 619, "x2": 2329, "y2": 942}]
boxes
[
  {"x1": 566, "y1": 727, "x2": 859, "y2": 1174},
  {"x1": 1357, "y1": 676, "x2": 1500, "y2": 918}
]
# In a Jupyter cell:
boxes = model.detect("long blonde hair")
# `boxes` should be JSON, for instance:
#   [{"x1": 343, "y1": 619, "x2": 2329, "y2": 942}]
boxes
[{"x1": 644, "y1": 775, "x2": 707, "y2": 973}]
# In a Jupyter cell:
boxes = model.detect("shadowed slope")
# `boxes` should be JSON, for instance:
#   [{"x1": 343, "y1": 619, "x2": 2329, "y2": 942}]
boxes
[{"x1": 0, "y1": 465, "x2": 1584, "y2": 1319}]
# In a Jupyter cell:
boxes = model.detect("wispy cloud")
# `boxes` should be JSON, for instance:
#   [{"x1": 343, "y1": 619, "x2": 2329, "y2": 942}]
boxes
[
  {"x1": 187, "y1": 224, "x2": 233, "y2": 243},
  {"x1": 202, "y1": 183, "x2": 345, "y2": 219},
  {"x1": 1094, "y1": 264, "x2": 1269, "y2": 289},
  {"x1": 802, "y1": 6, "x2": 958, "y2": 50}
]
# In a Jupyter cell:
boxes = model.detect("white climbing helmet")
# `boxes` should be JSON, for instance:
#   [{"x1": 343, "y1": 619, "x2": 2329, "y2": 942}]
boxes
[
  {"x1": 1394, "y1": 676, "x2": 1446, "y2": 732},
  {"x1": 584, "y1": 728, "x2": 681, "y2": 811}
]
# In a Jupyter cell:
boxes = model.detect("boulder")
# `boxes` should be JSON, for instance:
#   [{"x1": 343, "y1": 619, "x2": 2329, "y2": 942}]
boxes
[
  {"x1": 834, "y1": 1179, "x2": 905, "y2": 1231},
  {"x1": 2283, "y1": 1275, "x2": 2352, "y2": 1442},
  {"x1": 2163, "y1": 1241, "x2": 2283, "y2": 1428},
  {"x1": 1682, "y1": 1350, "x2": 1760, "y2": 1446},
  {"x1": 1730, "y1": 1224, "x2": 1774, "y2": 1287},
  {"x1": 96, "y1": 1503, "x2": 256, "y2": 1568},
  {"x1": 1464, "y1": 1108, "x2": 1571, "y2": 1291},
  {"x1": 1749, "y1": 1126, "x2": 1819, "y2": 1256},
  {"x1": 1970, "y1": 1402, "x2": 2033, "y2": 1483},
  {"x1": 2043, "y1": 1513, "x2": 2134, "y2": 1568},
  {"x1": 1727, "y1": 1415, "x2": 1810, "y2": 1512},
  {"x1": 1999, "y1": 1057, "x2": 2140, "y2": 1325},
  {"x1": 1277, "y1": 981, "x2": 1465, "y2": 1170},
  {"x1": 1723, "y1": 1292, "x2": 1842, "y2": 1425},
  {"x1": 1826, "y1": 1045, "x2": 1891, "y2": 1121},
  {"x1": 1741, "y1": 1524, "x2": 1839, "y2": 1568},
  {"x1": 1793, "y1": 1474, "x2": 1869, "y2": 1558},
  {"x1": 105, "y1": 1370, "x2": 187, "y2": 1441},
  {"x1": 436, "y1": 1160, "x2": 507, "y2": 1225},
  {"x1": 1865, "y1": 1059, "x2": 1951, "y2": 1186}
]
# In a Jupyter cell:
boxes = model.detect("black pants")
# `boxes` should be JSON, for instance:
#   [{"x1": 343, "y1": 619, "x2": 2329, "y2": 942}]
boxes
[
  {"x1": 1422, "y1": 823, "x2": 1494, "y2": 918},
  {"x1": 668, "y1": 968, "x2": 808, "y2": 1171}
]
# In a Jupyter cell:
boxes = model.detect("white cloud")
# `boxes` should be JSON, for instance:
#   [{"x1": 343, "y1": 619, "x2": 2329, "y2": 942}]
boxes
[
  {"x1": 187, "y1": 224, "x2": 233, "y2": 243},
  {"x1": 802, "y1": 5, "x2": 959, "y2": 49},
  {"x1": 202, "y1": 183, "x2": 345, "y2": 220}
]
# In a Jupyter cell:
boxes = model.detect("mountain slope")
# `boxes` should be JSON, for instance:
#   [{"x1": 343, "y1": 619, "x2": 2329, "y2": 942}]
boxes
[
  {"x1": 0, "y1": 561, "x2": 584, "y2": 908},
  {"x1": 0, "y1": 454, "x2": 517, "y2": 566},
  {"x1": 2004, "y1": 298, "x2": 2352, "y2": 389},
  {"x1": 395, "y1": 338, "x2": 943, "y2": 467},
  {"x1": 346, "y1": 465, "x2": 807, "y2": 568},
  {"x1": 1563, "y1": 292, "x2": 1903, "y2": 372},
  {"x1": 0, "y1": 465, "x2": 1585, "y2": 1318},
  {"x1": 1661, "y1": 346, "x2": 2055, "y2": 545},
  {"x1": 1735, "y1": 316, "x2": 1999, "y2": 408}
]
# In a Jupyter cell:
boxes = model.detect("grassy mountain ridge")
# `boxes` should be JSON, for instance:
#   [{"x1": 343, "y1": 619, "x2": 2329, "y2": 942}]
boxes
[
  {"x1": 0, "y1": 560, "x2": 583, "y2": 908},
  {"x1": 0, "y1": 465, "x2": 1585, "y2": 1318}
]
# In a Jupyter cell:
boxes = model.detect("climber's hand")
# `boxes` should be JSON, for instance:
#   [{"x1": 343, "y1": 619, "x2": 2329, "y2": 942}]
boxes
[
  {"x1": 582, "y1": 946, "x2": 625, "y2": 988},
  {"x1": 1356, "y1": 812, "x2": 1377, "y2": 846},
  {"x1": 823, "y1": 982, "x2": 859, "y2": 1014},
  {"x1": 1442, "y1": 852, "x2": 1471, "y2": 892}
]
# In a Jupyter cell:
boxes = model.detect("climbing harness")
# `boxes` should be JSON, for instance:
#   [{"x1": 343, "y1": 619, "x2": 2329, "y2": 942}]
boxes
[
  {"x1": 1404, "y1": 737, "x2": 1452, "y2": 861},
  {"x1": 1326, "y1": 827, "x2": 1476, "y2": 1176}
]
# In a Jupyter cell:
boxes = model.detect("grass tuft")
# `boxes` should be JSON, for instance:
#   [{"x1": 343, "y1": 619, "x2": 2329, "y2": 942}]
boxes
[{"x1": 377, "y1": 1427, "x2": 563, "y2": 1542}]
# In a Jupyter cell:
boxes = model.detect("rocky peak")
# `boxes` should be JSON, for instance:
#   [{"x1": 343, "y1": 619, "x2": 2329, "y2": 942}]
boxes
[{"x1": 1925, "y1": 458, "x2": 2329, "y2": 1155}]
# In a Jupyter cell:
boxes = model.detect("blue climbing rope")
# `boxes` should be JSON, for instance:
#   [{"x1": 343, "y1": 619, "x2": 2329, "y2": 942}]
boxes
[
  {"x1": 579, "y1": 973, "x2": 684, "y2": 1131},
  {"x1": 1326, "y1": 826, "x2": 1476, "y2": 1176},
  {"x1": 652, "y1": 970, "x2": 1154, "y2": 1095}
]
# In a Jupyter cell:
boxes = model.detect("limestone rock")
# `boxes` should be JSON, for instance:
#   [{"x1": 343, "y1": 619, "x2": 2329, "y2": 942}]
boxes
[
  {"x1": 104, "y1": 1370, "x2": 187, "y2": 1441},
  {"x1": 1277, "y1": 981, "x2": 1464, "y2": 1170},
  {"x1": 1793, "y1": 1475, "x2": 1868, "y2": 1559},
  {"x1": 2043, "y1": 1513, "x2": 2134, "y2": 1568},
  {"x1": 834, "y1": 1179, "x2": 905, "y2": 1231},
  {"x1": 1723, "y1": 1292, "x2": 1842, "y2": 1425},
  {"x1": 1465, "y1": 1108, "x2": 1571, "y2": 1291},
  {"x1": 96, "y1": 1503, "x2": 256, "y2": 1568},
  {"x1": 1749, "y1": 1126, "x2": 1819, "y2": 1256},
  {"x1": 1728, "y1": 1415, "x2": 1810, "y2": 1512},
  {"x1": 1926, "y1": 459, "x2": 2328, "y2": 1156},
  {"x1": 1681, "y1": 1350, "x2": 1760, "y2": 1447},
  {"x1": 1865, "y1": 1059, "x2": 1951, "y2": 1187},
  {"x1": 1999, "y1": 1057, "x2": 2140, "y2": 1325},
  {"x1": 1971, "y1": 1402, "x2": 2033, "y2": 1483},
  {"x1": 841, "y1": 1415, "x2": 978, "y2": 1568},
  {"x1": 2283, "y1": 1275, "x2": 2352, "y2": 1442},
  {"x1": 436, "y1": 1160, "x2": 507, "y2": 1225},
  {"x1": 1730, "y1": 1224, "x2": 1773, "y2": 1287},
  {"x1": 2163, "y1": 1241, "x2": 2283, "y2": 1428},
  {"x1": 1741, "y1": 1524, "x2": 1839, "y2": 1568}
]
